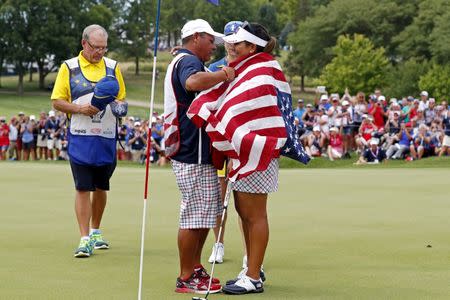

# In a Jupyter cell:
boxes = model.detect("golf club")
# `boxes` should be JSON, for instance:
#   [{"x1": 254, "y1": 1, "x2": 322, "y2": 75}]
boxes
[{"x1": 192, "y1": 180, "x2": 232, "y2": 300}]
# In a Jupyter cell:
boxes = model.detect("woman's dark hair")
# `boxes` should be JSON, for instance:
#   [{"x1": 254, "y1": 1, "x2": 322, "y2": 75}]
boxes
[{"x1": 242, "y1": 22, "x2": 276, "y2": 54}]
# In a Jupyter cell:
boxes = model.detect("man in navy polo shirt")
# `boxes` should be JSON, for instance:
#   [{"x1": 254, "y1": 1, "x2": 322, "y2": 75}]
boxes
[{"x1": 163, "y1": 19, "x2": 236, "y2": 295}]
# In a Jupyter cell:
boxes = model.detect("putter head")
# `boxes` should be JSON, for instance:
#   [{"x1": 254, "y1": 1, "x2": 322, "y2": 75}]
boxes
[{"x1": 192, "y1": 297, "x2": 207, "y2": 300}]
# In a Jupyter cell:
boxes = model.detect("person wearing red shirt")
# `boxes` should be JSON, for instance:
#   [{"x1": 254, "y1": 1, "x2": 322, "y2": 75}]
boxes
[
  {"x1": 368, "y1": 99, "x2": 385, "y2": 128},
  {"x1": 327, "y1": 126, "x2": 343, "y2": 161},
  {"x1": 0, "y1": 116, "x2": 10, "y2": 160},
  {"x1": 408, "y1": 99, "x2": 420, "y2": 121},
  {"x1": 355, "y1": 115, "x2": 378, "y2": 153}
]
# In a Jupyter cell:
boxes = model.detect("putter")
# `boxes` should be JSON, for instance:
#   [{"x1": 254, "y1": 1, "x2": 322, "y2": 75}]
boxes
[{"x1": 192, "y1": 181, "x2": 232, "y2": 300}]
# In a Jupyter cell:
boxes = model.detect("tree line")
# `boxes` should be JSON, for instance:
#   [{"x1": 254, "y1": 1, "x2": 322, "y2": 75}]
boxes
[{"x1": 1, "y1": 0, "x2": 449, "y2": 99}]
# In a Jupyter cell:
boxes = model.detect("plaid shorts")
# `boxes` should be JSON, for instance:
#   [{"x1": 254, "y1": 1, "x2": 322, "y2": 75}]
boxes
[
  {"x1": 232, "y1": 159, "x2": 279, "y2": 194},
  {"x1": 172, "y1": 160, "x2": 221, "y2": 229}
]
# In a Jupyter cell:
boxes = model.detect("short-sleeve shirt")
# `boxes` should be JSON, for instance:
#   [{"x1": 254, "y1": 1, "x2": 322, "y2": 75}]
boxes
[
  {"x1": 363, "y1": 147, "x2": 386, "y2": 162},
  {"x1": 51, "y1": 51, "x2": 126, "y2": 102},
  {"x1": 127, "y1": 130, "x2": 146, "y2": 151},
  {"x1": 45, "y1": 118, "x2": 59, "y2": 140},
  {"x1": 208, "y1": 57, "x2": 227, "y2": 72},
  {"x1": 170, "y1": 49, "x2": 212, "y2": 164}
]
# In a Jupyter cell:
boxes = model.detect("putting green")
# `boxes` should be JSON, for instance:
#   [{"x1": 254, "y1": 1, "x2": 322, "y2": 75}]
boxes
[{"x1": 1, "y1": 162, "x2": 449, "y2": 299}]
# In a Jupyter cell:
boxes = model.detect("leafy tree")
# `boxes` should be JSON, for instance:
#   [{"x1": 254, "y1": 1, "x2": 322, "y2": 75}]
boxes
[
  {"x1": 27, "y1": 0, "x2": 83, "y2": 89},
  {"x1": 192, "y1": 0, "x2": 255, "y2": 60},
  {"x1": 394, "y1": 0, "x2": 449, "y2": 62},
  {"x1": 428, "y1": 10, "x2": 450, "y2": 64},
  {"x1": 118, "y1": 0, "x2": 155, "y2": 75},
  {"x1": 256, "y1": 3, "x2": 280, "y2": 37},
  {"x1": 160, "y1": 0, "x2": 196, "y2": 47},
  {"x1": 0, "y1": 0, "x2": 9, "y2": 87},
  {"x1": 320, "y1": 34, "x2": 389, "y2": 95},
  {"x1": 419, "y1": 64, "x2": 450, "y2": 101},
  {"x1": 384, "y1": 59, "x2": 429, "y2": 98},
  {"x1": 0, "y1": 0, "x2": 33, "y2": 95},
  {"x1": 287, "y1": 0, "x2": 416, "y2": 80}
]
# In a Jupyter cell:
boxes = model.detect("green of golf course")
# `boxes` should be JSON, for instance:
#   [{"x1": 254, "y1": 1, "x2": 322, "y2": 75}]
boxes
[{"x1": 1, "y1": 162, "x2": 449, "y2": 299}]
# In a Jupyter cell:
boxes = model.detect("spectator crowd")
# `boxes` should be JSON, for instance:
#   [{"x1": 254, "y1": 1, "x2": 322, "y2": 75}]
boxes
[
  {"x1": 294, "y1": 89, "x2": 450, "y2": 163},
  {"x1": 0, "y1": 110, "x2": 167, "y2": 166},
  {"x1": 1, "y1": 89, "x2": 449, "y2": 165}
]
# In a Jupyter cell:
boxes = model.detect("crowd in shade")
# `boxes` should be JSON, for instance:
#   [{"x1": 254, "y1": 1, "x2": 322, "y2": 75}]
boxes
[
  {"x1": 1, "y1": 89, "x2": 449, "y2": 164},
  {"x1": 294, "y1": 89, "x2": 450, "y2": 163},
  {"x1": 0, "y1": 110, "x2": 166, "y2": 166}
]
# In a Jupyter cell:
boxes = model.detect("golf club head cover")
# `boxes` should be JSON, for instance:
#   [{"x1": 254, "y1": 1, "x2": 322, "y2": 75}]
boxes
[
  {"x1": 91, "y1": 75, "x2": 120, "y2": 111},
  {"x1": 110, "y1": 100, "x2": 128, "y2": 117}
]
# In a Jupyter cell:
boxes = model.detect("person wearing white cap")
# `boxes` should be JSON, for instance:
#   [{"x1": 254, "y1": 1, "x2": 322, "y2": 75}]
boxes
[
  {"x1": 327, "y1": 126, "x2": 344, "y2": 161},
  {"x1": 20, "y1": 115, "x2": 36, "y2": 161},
  {"x1": 419, "y1": 91, "x2": 429, "y2": 111},
  {"x1": 305, "y1": 125, "x2": 326, "y2": 157},
  {"x1": 126, "y1": 121, "x2": 146, "y2": 162},
  {"x1": 51, "y1": 24, "x2": 128, "y2": 258},
  {"x1": 318, "y1": 94, "x2": 331, "y2": 111},
  {"x1": 355, "y1": 113, "x2": 378, "y2": 153},
  {"x1": 0, "y1": 116, "x2": 9, "y2": 160},
  {"x1": 44, "y1": 110, "x2": 58, "y2": 160},
  {"x1": 339, "y1": 100, "x2": 353, "y2": 158},
  {"x1": 164, "y1": 18, "x2": 235, "y2": 295},
  {"x1": 355, "y1": 138, "x2": 386, "y2": 164}
]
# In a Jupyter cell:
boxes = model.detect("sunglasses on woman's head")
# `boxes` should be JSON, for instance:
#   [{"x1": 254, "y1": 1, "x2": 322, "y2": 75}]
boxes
[{"x1": 241, "y1": 21, "x2": 255, "y2": 35}]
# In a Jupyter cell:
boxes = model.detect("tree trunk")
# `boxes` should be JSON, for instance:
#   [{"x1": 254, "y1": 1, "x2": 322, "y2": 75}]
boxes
[
  {"x1": 301, "y1": 74, "x2": 305, "y2": 92},
  {"x1": 173, "y1": 30, "x2": 178, "y2": 46},
  {"x1": 135, "y1": 56, "x2": 139, "y2": 76},
  {"x1": 18, "y1": 71, "x2": 24, "y2": 96},
  {"x1": 167, "y1": 31, "x2": 171, "y2": 48},
  {"x1": 39, "y1": 71, "x2": 45, "y2": 89},
  {"x1": 37, "y1": 59, "x2": 55, "y2": 90},
  {"x1": 0, "y1": 56, "x2": 3, "y2": 88},
  {"x1": 29, "y1": 65, "x2": 33, "y2": 82}
]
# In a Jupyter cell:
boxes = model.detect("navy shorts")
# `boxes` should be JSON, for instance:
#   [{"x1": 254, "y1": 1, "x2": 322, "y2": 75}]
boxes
[{"x1": 70, "y1": 160, "x2": 116, "y2": 191}]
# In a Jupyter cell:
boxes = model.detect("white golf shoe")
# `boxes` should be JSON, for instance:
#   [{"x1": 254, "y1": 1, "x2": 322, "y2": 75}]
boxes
[{"x1": 208, "y1": 242, "x2": 224, "y2": 264}]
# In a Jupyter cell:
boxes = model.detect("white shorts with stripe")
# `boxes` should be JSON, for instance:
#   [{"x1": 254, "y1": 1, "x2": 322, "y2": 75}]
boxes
[
  {"x1": 172, "y1": 160, "x2": 221, "y2": 229},
  {"x1": 232, "y1": 159, "x2": 279, "y2": 194}
]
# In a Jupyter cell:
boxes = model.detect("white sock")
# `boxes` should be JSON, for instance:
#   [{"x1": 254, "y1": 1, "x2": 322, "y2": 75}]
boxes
[
  {"x1": 245, "y1": 274, "x2": 260, "y2": 282},
  {"x1": 81, "y1": 236, "x2": 90, "y2": 241}
]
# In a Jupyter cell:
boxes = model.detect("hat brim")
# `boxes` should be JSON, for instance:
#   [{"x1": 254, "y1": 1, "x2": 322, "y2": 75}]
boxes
[{"x1": 223, "y1": 27, "x2": 268, "y2": 47}]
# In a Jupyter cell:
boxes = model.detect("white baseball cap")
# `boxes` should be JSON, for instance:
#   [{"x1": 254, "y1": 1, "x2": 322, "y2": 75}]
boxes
[
  {"x1": 134, "y1": 121, "x2": 141, "y2": 127},
  {"x1": 378, "y1": 95, "x2": 386, "y2": 101},
  {"x1": 313, "y1": 126, "x2": 320, "y2": 132},
  {"x1": 181, "y1": 19, "x2": 224, "y2": 43},
  {"x1": 320, "y1": 94, "x2": 328, "y2": 101},
  {"x1": 420, "y1": 91, "x2": 428, "y2": 97},
  {"x1": 30, "y1": 115, "x2": 36, "y2": 121},
  {"x1": 342, "y1": 100, "x2": 350, "y2": 106},
  {"x1": 369, "y1": 138, "x2": 379, "y2": 145},
  {"x1": 48, "y1": 110, "x2": 55, "y2": 117},
  {"x1": 330, "y1": 127, "x2": 339, "y2": 132}
]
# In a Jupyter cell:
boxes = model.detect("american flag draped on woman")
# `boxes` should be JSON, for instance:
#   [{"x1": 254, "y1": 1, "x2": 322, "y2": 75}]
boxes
[{"x1": 187, "y1": 51, "x2": 310, "y2": 181}]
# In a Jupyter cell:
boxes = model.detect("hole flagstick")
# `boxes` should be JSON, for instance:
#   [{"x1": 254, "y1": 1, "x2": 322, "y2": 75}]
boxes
[
  {"x1": 138, "y1": 0, "x2": 161, "y2": 299},
  {"x1": 138, "y1": 1, "x2": 221, "y2": 299}
]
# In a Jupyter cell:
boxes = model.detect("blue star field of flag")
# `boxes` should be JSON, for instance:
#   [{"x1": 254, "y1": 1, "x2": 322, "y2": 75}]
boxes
[{"x1": 276, "y1": 89, "x2": 311, "y2": 164}]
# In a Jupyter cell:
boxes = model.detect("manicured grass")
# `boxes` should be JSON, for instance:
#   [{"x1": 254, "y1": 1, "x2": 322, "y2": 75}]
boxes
[{"x1": 1, "y1": 162, "x2": 449, "y2": 299}]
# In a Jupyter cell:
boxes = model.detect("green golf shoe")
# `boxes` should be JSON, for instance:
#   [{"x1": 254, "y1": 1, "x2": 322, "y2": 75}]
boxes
[
  {"x1": 74, "y1": 238, "x2": 94, "y2": 258},
  {"x1": 90, "y1": 231, "x2": 110, "y2": 250}
]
